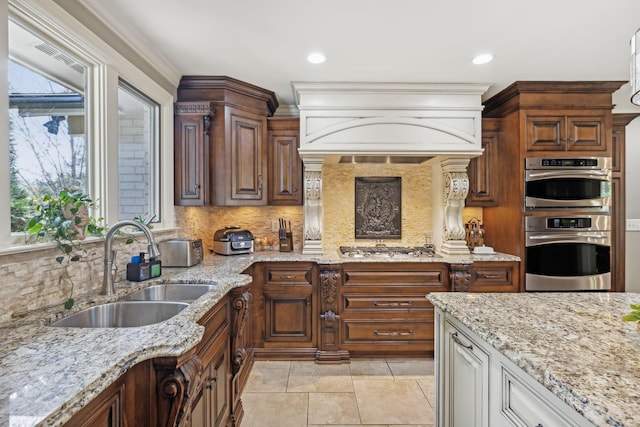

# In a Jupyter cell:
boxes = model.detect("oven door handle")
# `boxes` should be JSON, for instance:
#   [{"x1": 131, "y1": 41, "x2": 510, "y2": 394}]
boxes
[
  {"x1": 526, "y1": 170, "x2": 610, "y2": 180},
  {"x1": 528, "y1": 233, "x2": 609, "y2": 240}
]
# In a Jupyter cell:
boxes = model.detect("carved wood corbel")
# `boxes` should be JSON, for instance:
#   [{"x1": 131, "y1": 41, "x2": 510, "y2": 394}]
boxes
[
  {"x1": 450, "y1": 264, "x2": 472, "y2": 292},
  {"x1": 232, "y1": 290, "x2": 251, "y2": 374},
  {"x1": 316, "y1": 268, "x2": 349, "y2": 363},
  {"x1": 154, "y1": 353, "x2": 203, "y2": 427}
]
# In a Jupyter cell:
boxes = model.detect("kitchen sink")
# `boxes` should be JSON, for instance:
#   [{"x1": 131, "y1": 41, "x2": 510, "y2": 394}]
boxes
[
  {"x1": 124, "y1": 283, "x2": 215, "y2": 303},
  {"x1": 49, "y1": 301, "x2": 189, "y2": 328}
]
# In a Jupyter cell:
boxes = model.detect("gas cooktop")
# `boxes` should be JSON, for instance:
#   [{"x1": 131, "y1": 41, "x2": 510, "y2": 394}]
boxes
[{"x1": 339, "y1": 245, "x2": 436, "y2": 258}]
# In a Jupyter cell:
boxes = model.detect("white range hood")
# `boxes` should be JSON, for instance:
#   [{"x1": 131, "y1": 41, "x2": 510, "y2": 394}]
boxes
[{"x1": 291, "y1": 82, "x2": 491, "y2": 255}]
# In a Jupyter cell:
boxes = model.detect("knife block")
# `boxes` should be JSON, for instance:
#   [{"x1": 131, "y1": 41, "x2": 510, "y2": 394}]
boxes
[{"x1": 279, "y1": 232, "x2": 293, "y2": 252}]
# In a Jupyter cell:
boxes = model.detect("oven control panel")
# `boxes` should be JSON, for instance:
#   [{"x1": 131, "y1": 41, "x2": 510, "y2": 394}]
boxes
[{"x1": 546, "y1": 217, "x2": 592, "y2": 229}]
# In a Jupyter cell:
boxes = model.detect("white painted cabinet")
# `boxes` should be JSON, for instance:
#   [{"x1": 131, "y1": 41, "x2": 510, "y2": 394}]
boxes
[
  {"x1": 442, "y1": 320, "x2": 490, "y2": 427},
  {"x1": 435, "y1": 310, "x2": 596, "y2": 427}
]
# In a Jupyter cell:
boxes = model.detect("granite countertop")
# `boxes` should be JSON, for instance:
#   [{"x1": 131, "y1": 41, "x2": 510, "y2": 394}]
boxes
[
  {"x1": 0, "y1": 249, "x2": 518, "y2": 427},
  {"x1": 428, "y1": 292, "x2": 640, "y2": 427}
]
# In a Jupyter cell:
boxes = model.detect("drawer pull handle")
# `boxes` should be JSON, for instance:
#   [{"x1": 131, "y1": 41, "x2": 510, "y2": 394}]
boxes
[
  {"x1": 451, "y1": 332, "x2": 473, "y2": 350},
  {"x1": 374, "y1": 301, "x2": 413, "y2": 307},
  {"x1": 279, "y1": 275, "x2": 296, "y2": 280},
  {"x1": 374, "y1": 329, "x2": 413, "y2": 336},
  {"x1": 478, "y1": 273, "x2": 501, "y2": 279}
]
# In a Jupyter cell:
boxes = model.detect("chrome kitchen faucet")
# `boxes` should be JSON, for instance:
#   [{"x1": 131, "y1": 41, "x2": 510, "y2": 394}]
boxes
[{"x1": 101, "y1": 220, "x2": 160, "y2": 296}]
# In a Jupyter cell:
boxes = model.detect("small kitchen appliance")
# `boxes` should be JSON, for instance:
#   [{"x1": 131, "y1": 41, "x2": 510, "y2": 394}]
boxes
[
  {"x1": 213, "y1": 226, "x2": 254, "y2": 255},
  {"x1": 158, "y1": 238, "x2": 203, "y2": 267}
]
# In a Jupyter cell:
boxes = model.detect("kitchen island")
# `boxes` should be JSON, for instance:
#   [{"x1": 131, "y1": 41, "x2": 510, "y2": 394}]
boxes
[
  {"x1": 0, "y1": 250, "x2": 517, "y2": 426},
  {"x1": 428, "y1": 292, "x2": 640, "y2": 427}
]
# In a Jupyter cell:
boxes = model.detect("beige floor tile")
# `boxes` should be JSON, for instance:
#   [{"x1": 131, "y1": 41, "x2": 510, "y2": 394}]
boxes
[
  {"x1": 244, "y1": 365, "x2": 290, "y2": 392},
  {"x1": 241, "y1": 392, "x2": 308, "y2": 427},
  {"x1": 353, "y1": 379, "x2": 434, "y2": 425},
  {"x1": 290, "y1": 361, "x2": 352, "y2": 376},
  {"x1": 287, "y1": 374, "x2": 354, "y2": 393},
  {"x1": 308, "y1": 392, "x2": 361, "y2": 425},
  {"x1": 253, "y1": 360, "x2": 292, "y2": 369},
  {"x1": 309, "y1": 425, "x2": 388, "y2": 427},
  {"x1": 349, "y1": 359, "x2": 393, "y2": 378},
  {"x1": 387, "y1": 358, "x2": 434, "y2": 379},
  {"x1": 417, "y1": 377, "x2": 435, "y2": 407}
]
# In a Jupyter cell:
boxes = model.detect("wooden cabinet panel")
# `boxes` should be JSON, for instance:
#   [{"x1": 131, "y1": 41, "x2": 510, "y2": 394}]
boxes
[
  {"x1": 339, "y1": 263, "x2": 448, "y2": 357},
  {"x1": 265, "y1": 267, "x2": 311, "y2": 284},
  {"x1": 467, "y1": 118, "x2": 500, "y2": 206},
  {"x1": 525, "y1": 113, "x2": 608, "y2": 153},
  {"x1": 469, "y1": 261, "x2": 520, "y2": 292},
  {"x1": 174, "y1": 102, "x2": 210, "y2": 206},
  {"x1": 264, "y1": 291, "x2": 313, "y2": 342},
  {"x1": 268, "y1": 117, "x2": 302, "y2": 205}
]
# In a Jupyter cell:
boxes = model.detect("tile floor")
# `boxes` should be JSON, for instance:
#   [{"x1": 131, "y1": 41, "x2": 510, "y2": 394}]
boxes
[{"x1": 241, "y1": 358, "x2": 435, "y2": 427}]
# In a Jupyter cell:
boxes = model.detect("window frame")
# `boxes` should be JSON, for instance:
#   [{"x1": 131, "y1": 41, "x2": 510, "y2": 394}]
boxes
[{"x1": 2, "y1": 0, "x2": 176, "y2": 250}]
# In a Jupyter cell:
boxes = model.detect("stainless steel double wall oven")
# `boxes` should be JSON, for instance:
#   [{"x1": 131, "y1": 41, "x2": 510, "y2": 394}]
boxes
[{"x1": 524, "y1": 157, "x2": 612, "y2": 291}]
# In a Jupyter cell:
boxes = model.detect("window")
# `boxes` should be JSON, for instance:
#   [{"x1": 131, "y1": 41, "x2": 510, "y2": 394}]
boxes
[
  {"x1": 2, "y1": 2, "x2": 176, "y2": 249},
  {"x1": 118, "y1": 81, "x2": 160, "y2": 222},
  {"x1": 8, "y1": 21, "x2": 88, "y2": 232}
]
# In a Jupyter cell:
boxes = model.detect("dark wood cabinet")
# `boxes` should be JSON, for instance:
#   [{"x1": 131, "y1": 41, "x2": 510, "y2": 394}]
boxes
[
  {"x1": 213, "y1": 106, "x2": 267, "y2": 205},
  {"x1": 176, "y1": 76, "x2": 278, "y2": 206},
  {"x1": 339, "y1": 263, "x2": 449, "y2": 357},
  {"x1": 190, "y1": 295, "x2": 231, "y2": 427},
  {"x1": 174, "y1": 102, "x2": 211, "y2": 206},
  {"x1": 469, "y1": 261, "x2": 520, "y2": 292},
  {"x1": 481, "y1": 81, "x2": 625, "y2": 287},
  {"x1": 467, "y1": 118, "x2": 500, "y2": 206},
  {"x1": 267, "y1": 117, "x2": 302, "y2": 205},
  {"x1": 252, "y1": 262, "x2": 318, "y2": 360},
  {"x1": 525, "y1": 112, "x2": 609, "y2": 152},
  {"x1": 610, "y1": 113, "x2": 640, "y2": 292}
]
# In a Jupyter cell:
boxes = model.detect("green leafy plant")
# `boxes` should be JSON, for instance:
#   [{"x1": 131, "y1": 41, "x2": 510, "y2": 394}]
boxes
[
  {"x1": 25, "y1": 189, "x2": 105, "y2": 309},
  {"x1": 622, "y1": 303, "x2": 640, "y2": 323}
]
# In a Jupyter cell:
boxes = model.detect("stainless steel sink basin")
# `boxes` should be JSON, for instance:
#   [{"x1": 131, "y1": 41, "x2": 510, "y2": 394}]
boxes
[
  {"x1": 124, "y1": 284, "x2": 215, "y2": 302},
  {"x1": 49, "y1": 301, "x2": 189, "y2": 328}
]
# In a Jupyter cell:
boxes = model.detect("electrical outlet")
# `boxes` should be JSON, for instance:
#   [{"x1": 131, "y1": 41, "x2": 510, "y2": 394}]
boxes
[
  {"x1": 627, "y1": 219, "x2": 640, "y2": 231},
  {"x1": 271, "y1": 220, "x2": 279, "y2": 232}
]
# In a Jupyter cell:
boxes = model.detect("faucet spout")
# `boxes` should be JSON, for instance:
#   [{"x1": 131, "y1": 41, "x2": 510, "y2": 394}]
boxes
[{"x1": 101, "y1": 220, "x2": 160, "y2": 296}]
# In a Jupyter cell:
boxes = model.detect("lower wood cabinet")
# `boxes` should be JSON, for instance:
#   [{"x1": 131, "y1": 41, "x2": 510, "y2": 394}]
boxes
[
  {"x1": 450, "y1": 261, "x2": 520, "y2": 293},
  {"x1": 252, "y1": 262, "x2": 318, "y2": 359},
  {"x1": 338, "y1": 263, "x2": 449, "y2": 357}
]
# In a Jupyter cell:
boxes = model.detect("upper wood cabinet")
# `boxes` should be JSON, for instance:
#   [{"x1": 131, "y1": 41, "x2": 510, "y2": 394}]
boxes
[
  {"x1": 174, "y1": 102, "x2": 211, "y2": 206},
  {"x1": 467, "y1": 118, "x2": 500, "y2": 207},
  {"x1": 267, "y1": 117, "x2": 303, "y2": 205},
  {"x1": 525, "y1": 112, "x2": 609, "y2": 152},
  {"x1": 176, "y1": 76, "x2": 278, "y2": 206}
]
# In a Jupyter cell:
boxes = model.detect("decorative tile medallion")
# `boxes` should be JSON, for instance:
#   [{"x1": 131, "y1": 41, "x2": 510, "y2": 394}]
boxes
[{"x1": 355, "y1": 177, "x2": 401, "y2": 239}]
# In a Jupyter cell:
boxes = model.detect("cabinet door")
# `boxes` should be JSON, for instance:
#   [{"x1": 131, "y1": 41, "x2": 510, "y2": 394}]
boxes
[
  {"x1": 443, "y1": 321, "x2": 490, "y2": 427},
  {"x1": 566, "y1": 115, "x2": 606, "y2": 151},
  {"x1": 467, "y1": 119, "x2": 499, "y2": 206},
  {"x1": 268, "y1": 129, "x2": 302, "y2": 205},
  {"x1": 174, "y1": 103, "x2": 210, "y2": 205},
  {"x1": 525, "y1": 115, "x2": 564, "y2": 151},
  {"x1": 210, "y1": 343, "x2": 231, "y2": 427},
  {"x1": 222, "y1": 108, "x2": 267, "y2": 205},
  {"x1": 264, "y1": 290, "x2": 313, "y2": 343}
]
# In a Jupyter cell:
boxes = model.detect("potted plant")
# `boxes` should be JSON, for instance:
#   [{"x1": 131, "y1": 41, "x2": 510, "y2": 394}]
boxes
[
  {"x1": 25, "y1": 189, "x2": 105, "y2": 309},
  {"x1": 622, "y1": 303, "x2": 640, "y2": 332}
]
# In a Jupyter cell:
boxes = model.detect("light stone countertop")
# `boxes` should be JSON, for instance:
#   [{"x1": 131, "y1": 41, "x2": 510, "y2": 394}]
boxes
[
  {"x1": 0, "y1": 249, "x2": 518, "y2": 427},
  {"x1": 428, "y1": 292, "x2": 640, "y2": 427}
]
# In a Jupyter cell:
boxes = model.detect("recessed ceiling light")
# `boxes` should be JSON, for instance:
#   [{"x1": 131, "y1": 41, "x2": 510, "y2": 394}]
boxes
[
  {"x1": 307, "y1": 52, "x2": 326, "y2": 64},
  {"x1": 471, "y1": 54, "x2": 494, "y2": 65}
]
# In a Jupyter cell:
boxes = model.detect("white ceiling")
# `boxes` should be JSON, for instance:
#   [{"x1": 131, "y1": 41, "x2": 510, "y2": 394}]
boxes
[{"x1": 85, "y1": 0, "x2": 640, "y2": 112}]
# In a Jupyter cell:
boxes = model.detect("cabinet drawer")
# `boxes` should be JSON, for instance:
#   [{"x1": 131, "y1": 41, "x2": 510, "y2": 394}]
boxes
[
  {"x1": 265, "y1": 267, "x2": 312, "y2": 285},
  {"x1": 342, "y1": 319, "x2": 434, "y2": 343},
  {"x1": 342, "y1": 294, "x2": 433, "y2": 312},
  {"x1": 470, "y1": 262, "x2": 519, "y2": 292},
  {"x1": 501, "y1": 368, "x2": 578, "y2": 427},
  {"x1": 343, "y1": 265, "x2": 448, "y2": 288}
]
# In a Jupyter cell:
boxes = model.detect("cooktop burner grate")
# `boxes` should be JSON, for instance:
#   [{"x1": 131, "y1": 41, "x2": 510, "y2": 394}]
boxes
[{"x1": 339, "y1": 245, "x2": 436, "y2": 258}]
